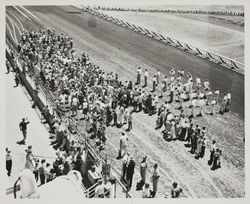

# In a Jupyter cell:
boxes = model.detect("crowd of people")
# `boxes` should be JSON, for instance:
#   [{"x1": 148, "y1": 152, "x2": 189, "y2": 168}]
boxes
[{"x1": 7, "y1": 26, "x2": 229, "y2": 198}]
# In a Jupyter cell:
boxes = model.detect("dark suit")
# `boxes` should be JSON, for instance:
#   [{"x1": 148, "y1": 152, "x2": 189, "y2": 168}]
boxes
[{"x1": 126, "y1": 159, "x2": 135, "y2": 188}]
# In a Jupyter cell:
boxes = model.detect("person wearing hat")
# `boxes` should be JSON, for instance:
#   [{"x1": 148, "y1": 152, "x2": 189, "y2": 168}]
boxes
[
  {"x1": 18, "y1": 118, "x2": 30, "y2": 145},
  {"x1": 6, "y1": 148, "x2": 12, "y2": 176}
]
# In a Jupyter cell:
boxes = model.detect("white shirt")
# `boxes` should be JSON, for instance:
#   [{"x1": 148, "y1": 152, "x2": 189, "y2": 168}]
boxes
[
  {"x1": 72, "y1": 97, "x2": 78, "y2": 106},
  {"x1": 120, "y1": 135, "x2": 128, "y2": 146},
  {"x1": 144, "y1": 71, "x2": 148, "y2": 77}
]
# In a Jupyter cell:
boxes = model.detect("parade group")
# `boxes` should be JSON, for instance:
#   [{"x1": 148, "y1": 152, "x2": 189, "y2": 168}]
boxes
[{"x1": 6, "y1": 28, "x2": 229, "y2": 198}]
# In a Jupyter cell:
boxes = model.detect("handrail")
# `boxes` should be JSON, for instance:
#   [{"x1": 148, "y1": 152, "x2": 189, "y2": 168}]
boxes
[{"x1": 74, "y1": 5, "x2": 244, "y2": 75}]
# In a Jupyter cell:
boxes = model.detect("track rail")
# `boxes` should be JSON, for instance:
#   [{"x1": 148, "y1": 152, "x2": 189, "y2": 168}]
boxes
[{"x1": 73, "y1": 5, "x2": 244, "y2": 75}]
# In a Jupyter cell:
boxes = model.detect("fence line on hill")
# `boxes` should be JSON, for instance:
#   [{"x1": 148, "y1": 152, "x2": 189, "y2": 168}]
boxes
[{"x1": 73, "y1": 5, "x2": 244, "y2": 75}]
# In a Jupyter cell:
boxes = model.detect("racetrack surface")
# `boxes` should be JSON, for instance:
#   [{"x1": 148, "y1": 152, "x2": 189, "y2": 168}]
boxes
[
  {"x1": 6, "y1": 5, "x2": 245, "y2": 198},
  {"x1": 101, "y1": 10, "x2": 244, "y2": 63}
]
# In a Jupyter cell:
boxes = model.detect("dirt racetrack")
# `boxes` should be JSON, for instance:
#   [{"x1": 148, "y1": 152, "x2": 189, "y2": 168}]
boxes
[{"x1": 6, "y1": 5, "x2": 245, "y2": 198}]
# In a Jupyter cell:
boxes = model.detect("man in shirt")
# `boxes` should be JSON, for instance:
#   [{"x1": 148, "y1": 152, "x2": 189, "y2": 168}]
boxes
[{"x1": 17, "y1": 118, "x2": 30, "y2": 145}]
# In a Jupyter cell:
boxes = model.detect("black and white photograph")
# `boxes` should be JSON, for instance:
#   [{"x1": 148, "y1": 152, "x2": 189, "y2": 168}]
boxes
[{"x1": 2, "y1": 0, "x2": 248, "y2": 200}]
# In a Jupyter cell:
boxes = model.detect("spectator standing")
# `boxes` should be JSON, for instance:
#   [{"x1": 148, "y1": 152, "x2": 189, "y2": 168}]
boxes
[
  {"x1": 25, "y1": 146, "x2": 35, "y2": 171},
  {"x1": 208, "y1": 140, "x2": 216, "y2": 165},
  {"x1": 121, "y1": 152, "x2": 130, "y2": 181},
  {"x1": 18, "y1": 118, "x2": 30, "y2": 145},
  {"x1": 6, "y1": 60, "x2": 10, "y2": 74},
  {"x1": 151, "y1": 163, "x2": 160, "y2": 198},
  {"x1": 32, "y1": 88, "x2": 39, "y2": 108},
  {"x1": 117, "y1": 131, "x2": 128, "y2": 159},
  {"x1": 14, "y1": 71, "x2": 20, "y2": 87},
  {"x1": 136, "y1": 67, "x2": 141, "y2": 85},
  {"x1": 144, "y1": 69, "x2": 148, "y2": 87},
  {"x1": 39, "y1": 159, "x2": 46, "y2": 185},
  {"x1": 126, "y1": 156, "x2": 136, "y2": 190},
  {"x1": 6, "y1": 148, "x2": 12, "y2": 176},
  {"x1": 140, "y1": 156, "x2": 147, "y2": 185},
  {"x1": 33, "y1": 159, "x2": 39, "y2": 182},
  {"x1": 136, "y1": 156, "x2": 147, "y2": 190},
  {"x1": 152, "y1": 75, "x2": 157, "y2": 92},
  {"x1": 200, "y1": 137, "x2": 207, "y2": 158},
  {"x1": 226, "y1": 92, "x2": 231, "y2": 111},
  {"x1": 156, "y1": 70, "x2": 160, "y2": 85},
  {"x1": 211, "y1": 149, "x2": 220, "y2": 170},
  {"x1": 126, "y1": 111, "x2": 133, "y2": 131}
]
